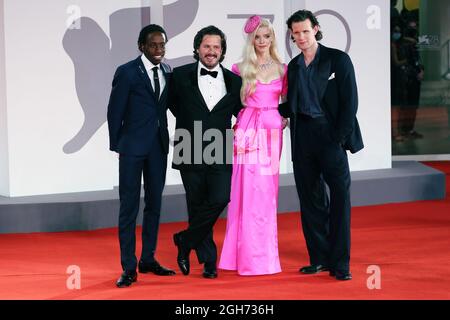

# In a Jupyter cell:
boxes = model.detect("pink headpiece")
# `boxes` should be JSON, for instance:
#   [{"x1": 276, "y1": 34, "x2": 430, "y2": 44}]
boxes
[{"x1": 244, "y1": 15, "x2": 261, "y2": 34}]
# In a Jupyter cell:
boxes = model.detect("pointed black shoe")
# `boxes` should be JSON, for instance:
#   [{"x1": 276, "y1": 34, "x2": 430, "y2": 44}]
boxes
[
  {"x1": 116, "y1": 270, "x2": 137, "y2": 288},
  {"x1": 173, "y1": 233, "x2": 190, "y2": 275},
  {"x1": 330, "y1": 270, "x2": 352, "y2": 281},
  {"x1": 138, "y1": 260, "x2": 176, "y2": 276},
  {"x1": 299, "y1": 264, "x2": 329, "y2": 274},
  {"x1": 202, "y1": 263, "x2": 218, "y2": 279}
]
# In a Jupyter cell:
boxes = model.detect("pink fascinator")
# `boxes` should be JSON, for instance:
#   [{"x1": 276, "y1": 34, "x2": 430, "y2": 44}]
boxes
[{"x1": 244, "y1": 15, "x2": 261, "y2": 34}]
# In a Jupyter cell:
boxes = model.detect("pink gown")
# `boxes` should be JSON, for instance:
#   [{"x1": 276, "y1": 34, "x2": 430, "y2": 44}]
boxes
[{"x1": 218, "y1": 63, "x2": 287, "y2": 275}]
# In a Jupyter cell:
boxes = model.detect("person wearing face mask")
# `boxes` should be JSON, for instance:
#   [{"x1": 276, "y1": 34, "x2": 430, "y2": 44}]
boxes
[
  {"x1": 218, "y1": 16, "x2": 288, "y2": 276},
  {"x1": 401, "y1": 20, "x2": 424, "y2": 139},
  {"x1": 391, "y1": 24, "x2": 409, "y2": 142},
  {"x1": 169, "y1": 26, "x2": 243, "y2": 279},
  {"x1": 391, "y1": 22, "x2": 424, "y2": 141}
]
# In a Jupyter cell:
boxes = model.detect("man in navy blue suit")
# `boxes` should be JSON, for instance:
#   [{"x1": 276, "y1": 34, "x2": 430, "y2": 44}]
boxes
[
  {"x1": 107, "y1": 24, "x2": 175, "y2": 288},
  {"x1": 280, "y1": 10, "x2": 364, "y2": 281}
]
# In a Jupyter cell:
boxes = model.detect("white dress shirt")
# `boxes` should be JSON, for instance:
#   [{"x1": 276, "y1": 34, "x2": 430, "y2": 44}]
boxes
[
  {"x1": 197, "y1": 62, "x2": 227, "y2": 111},
  {"x1": 141, "y1": 54, "x2": 166, "y2": 98}
]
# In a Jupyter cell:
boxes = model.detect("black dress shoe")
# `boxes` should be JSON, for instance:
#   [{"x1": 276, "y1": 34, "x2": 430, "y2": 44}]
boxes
[
  {"x1": 299, "y1": 264, "x2": 329, "y2": 274},
  {"x1": 173, "y1": 233, "x2": 190, "y2": 275},
  {"x1": 202, "y1": 263, "x2": 218, "y2": 279},
  {"x1": 138, "y1": 260, "x2": 176, "y2": 276},
  {"x1": 330, "y1": 270, "x2": 352, "y2": 281},
  {"x1": 116, "y1": 270, "x2": 137, "y2": 288}
]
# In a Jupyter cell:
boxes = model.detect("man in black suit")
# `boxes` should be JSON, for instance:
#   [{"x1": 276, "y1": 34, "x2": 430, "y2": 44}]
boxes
[
  {"x1": 107, "y1": 24, "x2": 175, "y2": 288},
  {"x1": 169, "y1": 26, "x2": 242, "y2": 279},
  {"x1": 280, "y1": 10, "x2": 364, "y2": 281}
]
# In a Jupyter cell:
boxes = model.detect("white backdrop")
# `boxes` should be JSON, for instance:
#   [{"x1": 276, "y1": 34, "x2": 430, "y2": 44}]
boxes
[{"x1": 0, "y1": 0, "x2": 391, "y2": 196}]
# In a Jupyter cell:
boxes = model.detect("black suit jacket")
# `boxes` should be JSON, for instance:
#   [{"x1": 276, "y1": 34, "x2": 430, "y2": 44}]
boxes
[
  {"x1": 279, "y1": 44, "x2": 364, "y2": 156},
  {"x1": 169, "y1": 62, "x2": 242, "y2": 171},
  {"x1": 107, "y1": 57, "x2": 171, "y2": 155}
]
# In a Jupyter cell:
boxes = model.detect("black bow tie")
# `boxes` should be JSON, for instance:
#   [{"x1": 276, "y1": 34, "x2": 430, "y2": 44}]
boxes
[{"x1": 200, "y1": 68, "x2": 218, "y2": 78}]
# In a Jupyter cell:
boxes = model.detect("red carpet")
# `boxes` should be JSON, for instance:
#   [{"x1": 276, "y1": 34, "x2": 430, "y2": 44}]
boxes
[{"x1": 0, "y1": 162, "x2": 449, "y2": 300}]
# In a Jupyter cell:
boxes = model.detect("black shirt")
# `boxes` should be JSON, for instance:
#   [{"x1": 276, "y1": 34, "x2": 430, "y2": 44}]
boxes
[{"x1": 297, "y1": 45, "x2": 323, "y2": 117}]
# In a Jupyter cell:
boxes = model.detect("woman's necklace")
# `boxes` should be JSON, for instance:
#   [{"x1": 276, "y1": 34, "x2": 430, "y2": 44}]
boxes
[{"x1": 258, "y1": 59, "x2": 274, "y2": 71}]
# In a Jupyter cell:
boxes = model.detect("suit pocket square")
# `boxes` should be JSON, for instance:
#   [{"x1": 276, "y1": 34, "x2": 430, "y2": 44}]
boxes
[{"x1": 328, "y1": 72, "x2": 335, "y2": 80}]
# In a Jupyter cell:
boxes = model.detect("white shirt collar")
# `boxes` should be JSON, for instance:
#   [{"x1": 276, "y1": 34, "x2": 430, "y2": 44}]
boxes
[{"x1": 141, "y1": 54, "x2": 159, "y2": 71}]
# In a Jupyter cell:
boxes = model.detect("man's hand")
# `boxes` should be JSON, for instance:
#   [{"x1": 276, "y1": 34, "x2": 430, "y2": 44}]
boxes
[{"x1": 282, "y1": 118, "x2": 289, "y2": 129}]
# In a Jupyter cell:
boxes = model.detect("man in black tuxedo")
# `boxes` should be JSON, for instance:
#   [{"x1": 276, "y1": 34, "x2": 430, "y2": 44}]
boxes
[
  {"x1": 280, "y1": 10, "x2": 364, "y2": 281},
  {"x1": 169, "y1": 26, "x2": 242, "y2": 279},
  {"x1": 107, "y1": 24, "x2": 175, "y2": 288}
]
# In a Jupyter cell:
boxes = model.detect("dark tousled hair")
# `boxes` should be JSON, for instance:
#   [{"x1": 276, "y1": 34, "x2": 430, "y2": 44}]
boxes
[
  {"x1": 193, "y1": 25, "x2": 227, "y2": 62},
  {"x1": 286, "y1": 10, "x2": 323, "y2": 41}
]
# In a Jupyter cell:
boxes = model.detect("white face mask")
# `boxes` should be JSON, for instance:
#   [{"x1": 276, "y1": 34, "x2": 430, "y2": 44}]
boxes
[{"x1": 392, "y1": 32, "x2": 401, "y2": 41}]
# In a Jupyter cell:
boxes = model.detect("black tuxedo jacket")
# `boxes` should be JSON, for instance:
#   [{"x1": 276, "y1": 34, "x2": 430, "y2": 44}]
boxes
[
  {"x1": 107, "y1": 57, "x2": 171, "y2": 155},
  {"x1": 280, "y1": 44, "x2": 364, "y2": 156},
  {"x1": 169, "y1": 62, "x2": 242, "y2": 171}
]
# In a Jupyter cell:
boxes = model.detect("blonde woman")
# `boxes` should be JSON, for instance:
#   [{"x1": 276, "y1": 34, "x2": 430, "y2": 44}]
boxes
[{"x1": 219, "y1": 16, "x2": 287, "y2": 275}]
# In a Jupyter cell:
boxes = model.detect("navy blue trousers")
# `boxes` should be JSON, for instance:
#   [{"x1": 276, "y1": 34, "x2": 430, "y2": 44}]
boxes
[{"x1": 118, "y1": 141, "x2": 167, "y2": 271}]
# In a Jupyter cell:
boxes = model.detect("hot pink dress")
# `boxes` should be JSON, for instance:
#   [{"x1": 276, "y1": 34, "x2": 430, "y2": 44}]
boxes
[{"x1": 218, "y1": 63, "x2": 287, "y2": 275}]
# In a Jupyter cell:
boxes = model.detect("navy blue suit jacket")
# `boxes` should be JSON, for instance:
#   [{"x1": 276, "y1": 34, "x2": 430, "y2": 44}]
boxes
[
  {"x1": 107, "y1": 56, "x2": 171, "y2": 155},
  {"x1": 280, "y1": 44, "x2": 364, "y2": 155}
]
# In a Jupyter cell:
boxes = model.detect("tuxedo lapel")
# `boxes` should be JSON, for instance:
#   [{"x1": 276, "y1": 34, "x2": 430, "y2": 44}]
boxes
[
  {"x1": 189, "y1": 63, "x2": 210, "y2": 113},
  {"x1": 210, "y1": 65, "x2": 232, "y2": 113},
  {"x1": 222, "y1": 65, "x2": 232, "y2": 96}
]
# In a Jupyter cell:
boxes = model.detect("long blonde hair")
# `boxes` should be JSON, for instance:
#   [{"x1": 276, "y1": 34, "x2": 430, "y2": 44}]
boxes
[{"x1": 239, "y1": 19, "x2": 284, "y2": 104}]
